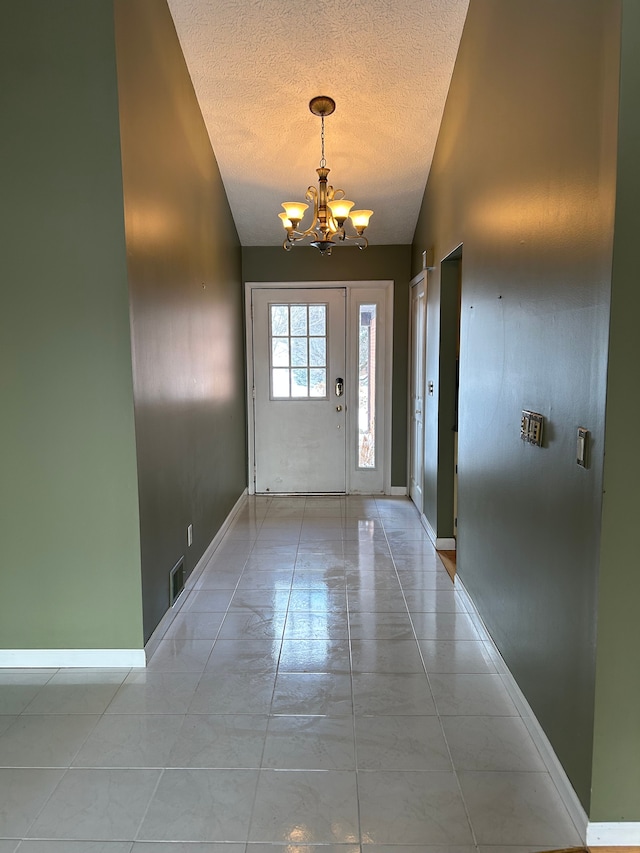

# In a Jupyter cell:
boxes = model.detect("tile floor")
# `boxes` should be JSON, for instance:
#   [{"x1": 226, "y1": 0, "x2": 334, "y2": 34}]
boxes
[{"x1": 0, "y1": 495, "x2": 584, "y2": 852}]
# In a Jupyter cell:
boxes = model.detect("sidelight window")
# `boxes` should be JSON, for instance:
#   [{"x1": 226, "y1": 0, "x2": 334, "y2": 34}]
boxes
[{"x1": 358, "y1": 303, "x2": 377, "y2": 468}]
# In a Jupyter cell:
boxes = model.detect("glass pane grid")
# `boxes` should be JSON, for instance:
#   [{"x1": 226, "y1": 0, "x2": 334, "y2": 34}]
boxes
[
  {"x1": 270, "y1": 304, "x2": 327, "y2": 399},
  {"x1": 358, "y1": 303, "x2": 377, "y2": 468}
]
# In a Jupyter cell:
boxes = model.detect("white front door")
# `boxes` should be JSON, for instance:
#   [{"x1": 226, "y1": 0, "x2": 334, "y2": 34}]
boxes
[
  {"x1": 409, "y1": 278, "x2": 426, "y2": 511},
  {"x1": 252, "y1": 288, "x2": 347, "y2": 493}
]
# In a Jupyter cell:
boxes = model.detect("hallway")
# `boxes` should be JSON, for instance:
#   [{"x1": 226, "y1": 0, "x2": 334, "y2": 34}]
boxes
[{"x1": 0, "y1": 496, "x2": 583, "y2": 849}]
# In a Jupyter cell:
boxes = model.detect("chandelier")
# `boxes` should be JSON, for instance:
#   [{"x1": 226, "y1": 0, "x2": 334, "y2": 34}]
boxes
[{"x1": 278, "y1": 96, "x2": 373, "y2": 256}]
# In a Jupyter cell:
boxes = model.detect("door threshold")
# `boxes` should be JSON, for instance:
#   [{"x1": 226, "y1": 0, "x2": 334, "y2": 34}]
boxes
[{"x1": 255, "y1": 491, "x2": 347, "y2": 497}]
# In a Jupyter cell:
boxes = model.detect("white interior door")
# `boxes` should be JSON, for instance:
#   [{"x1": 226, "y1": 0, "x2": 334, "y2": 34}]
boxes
[
  {"x1": 409, "y1": 278, "x2": 426, "y2": 511},
  {"x1": 252, "y1": 288, "x2": 346, "y2": 493}
]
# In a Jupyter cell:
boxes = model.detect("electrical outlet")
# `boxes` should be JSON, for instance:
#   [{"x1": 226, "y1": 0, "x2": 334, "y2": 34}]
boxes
[
  {"x1": 521, "y1": 410, "x2": 544, "y2": 446},
  {"x1": 529, "y1": 414, "x2": 543, "y2": 446},
  {"x1": 187, "y1": 524, "x2": 193, "y2": 547}
]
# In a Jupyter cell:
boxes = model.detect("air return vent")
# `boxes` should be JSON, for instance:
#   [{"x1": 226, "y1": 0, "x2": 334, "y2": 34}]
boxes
[{"x1": 169, "y1": 557, "x2": 185, "y2": 606}]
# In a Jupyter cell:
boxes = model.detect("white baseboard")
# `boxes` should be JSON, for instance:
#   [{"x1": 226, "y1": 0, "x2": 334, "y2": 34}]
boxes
[
  {"x1": 390, "y1": 486, "x2": 407, "y2": 496},
  {"x1": 501, "y1": 656, "x2": 589, "y2": 841},
  {"x1": 187, "y1": 488, "x2": 249, "y2": 588},
  {"x1": 0, "y1": 648, "x2": 146, "y2": 668},
  {"x1": 420, "y1": 514, "x2": 457, "y2": 551},
  {"x1": 587, "y1": 822, "x2": 640, "y2": 845},
  {"x1": 454, "y1": 576, "x2": 589, "y2": 841},
  {"x1": 144, "y1": 489, "x2": 248, "y2": 659},
  {"x1": 421, "y1": 513, "x2": 437, "y2": 544}
]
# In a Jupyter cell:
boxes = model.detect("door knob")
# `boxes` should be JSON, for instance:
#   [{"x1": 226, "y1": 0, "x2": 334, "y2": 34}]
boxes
[{"x1": 336, "y1": 405, "x2": 343, "y2": 412}]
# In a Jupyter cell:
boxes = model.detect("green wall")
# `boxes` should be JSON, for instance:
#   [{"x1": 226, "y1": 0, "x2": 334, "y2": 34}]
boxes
[
  {"x1": 0, "y1": 1, "x2": 144, "y2": 649},
  {"x1": 114, "y1": 0, "x2": 247, "y2": 641},
  {"x1": 591, "y1": 0, "x2": 640, "y2": 821},
  {"x1": 411, "y1": 0, "x2": 619, "y2": 811},
  {"x1": 242, "y1": 245, "x2": 411, "y2": 486}
]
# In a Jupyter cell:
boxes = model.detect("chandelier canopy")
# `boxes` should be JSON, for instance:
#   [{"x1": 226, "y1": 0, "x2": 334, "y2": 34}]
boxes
[{"x1": 278, "y1": 96, "x2": 373, "y2": 256}]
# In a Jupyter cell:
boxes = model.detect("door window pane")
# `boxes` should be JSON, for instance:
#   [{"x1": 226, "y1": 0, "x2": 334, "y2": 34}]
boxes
[
  {"x1": 269, "y1": 304, "x2": 328, "y2": 399},
  {"x1": 272, "y1": 368, "x2": 290, "y2": 397},
  {"x1": 309, "y1": 305, "x2": 326, "y2": 336},
  {"x1": 309, "y1": 337, "x2": 326, "y2": 367},
  {"x1": 310, "y1": 368, "x2": 327, "y2": 397},
  {"x1": 290, "y1": 337, "x2": 308, "y2": 367},
  {"x1": 358, "y1": 304, "x2": 377, "y2": 468},
  {"x1": 272, "y1": 338, "x2": 289, "y2": 367},
  {"x1": 290, "y1": 305, "x2": 308, "y2": 336},
  {"x1": 271, "y1": 305, "x2": 289, "y2": 336},
  {"x1": 291, "y1": 368, "x2": 309, "y2": 397}
]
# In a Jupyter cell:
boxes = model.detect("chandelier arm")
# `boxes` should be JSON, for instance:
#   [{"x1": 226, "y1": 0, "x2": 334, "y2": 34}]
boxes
[
  {"x1": 303, "y1": 186, "x2": 319, "y2": 235},
  {"x1": 343, "y1": 232, "x2": 369, "y2": 250},
  {"x1": 298, "y1": 228, "x2": 321, "y2": 241}
]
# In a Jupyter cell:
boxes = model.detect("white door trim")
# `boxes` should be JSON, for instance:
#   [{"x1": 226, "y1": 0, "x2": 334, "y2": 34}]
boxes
[
  {"x1": 245, "y1": 280, "x2": 394, "y2": 495},
  {"x1": 408, "y1": 271, "x2": 426, "y2": 512}
]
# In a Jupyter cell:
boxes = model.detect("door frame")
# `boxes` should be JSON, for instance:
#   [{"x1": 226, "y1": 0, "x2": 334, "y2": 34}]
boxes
[
  {"x1": 408, "y1": 270, "x2": 427, "y2": 513},
  {"x1": 437, "y1": 245, "x2": 462, "y2": 548},
  {"x1": 245, "y1": 280, "x2": 394, "y2": 495}
]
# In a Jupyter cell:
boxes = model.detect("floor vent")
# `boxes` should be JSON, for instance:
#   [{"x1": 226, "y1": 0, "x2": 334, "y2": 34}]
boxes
[{"x1": 169, "y1": 557, "x2": 185, "y2": 606}]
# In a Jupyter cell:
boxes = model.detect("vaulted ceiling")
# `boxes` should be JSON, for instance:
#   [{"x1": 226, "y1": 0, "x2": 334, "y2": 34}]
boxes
[{"x1": 167, "y1": 0, "x2": 469, "y2": 246}]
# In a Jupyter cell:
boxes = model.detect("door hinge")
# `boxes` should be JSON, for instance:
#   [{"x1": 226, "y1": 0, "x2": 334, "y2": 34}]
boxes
[{"x1": 252, "y1": 387, "x2": 256, "y2": 399}]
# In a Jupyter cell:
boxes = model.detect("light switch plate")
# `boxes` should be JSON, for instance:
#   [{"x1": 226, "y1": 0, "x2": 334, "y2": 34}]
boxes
[
  {"x1": 521, "y1": 410, "x2": 544, "y2": 446},
  {"x1": 577, "y1": 427, "x2": 589, "y2": 467}
]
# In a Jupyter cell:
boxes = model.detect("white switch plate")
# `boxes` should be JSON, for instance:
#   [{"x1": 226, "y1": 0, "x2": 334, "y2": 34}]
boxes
[
  {"x1": 577, "y1": 427, "x2": 589, "y2": 467},
  {"x1": 187, "y1": 524, "x2": 193, "y2": 547}
]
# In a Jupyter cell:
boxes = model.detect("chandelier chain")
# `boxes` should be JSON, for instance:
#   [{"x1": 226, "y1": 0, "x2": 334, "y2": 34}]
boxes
[{"x1": 320, "y1": 115, "x2": 326, "y2": 168}]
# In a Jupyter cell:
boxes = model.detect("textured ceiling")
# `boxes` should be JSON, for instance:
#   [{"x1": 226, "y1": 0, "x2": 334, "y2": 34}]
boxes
[{"x1": 167, "y1": 0, "x2": 469, "y2": 246}]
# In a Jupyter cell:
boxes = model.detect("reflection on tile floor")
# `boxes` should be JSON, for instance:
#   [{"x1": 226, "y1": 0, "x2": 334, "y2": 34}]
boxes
[{"x1": 0, "y1": 496, "x2": 583, "y2": 851}]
